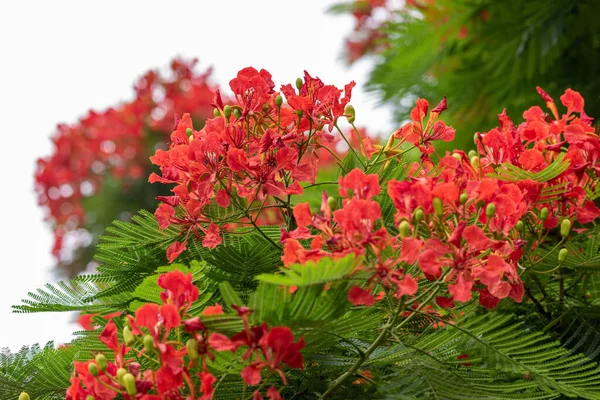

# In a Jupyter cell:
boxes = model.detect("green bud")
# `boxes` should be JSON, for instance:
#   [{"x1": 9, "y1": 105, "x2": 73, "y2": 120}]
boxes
[
  {"x1": 344, "y1": 104, "x2": 356, "y2": 124},
  {"x1": 116, "y1": 367, "x2": 127, "y2": 383},
  {"x1": 295, "y1": 77, "x2": 303, "y2": 90},
  {"x1": 560, "y1": 219, "x2": 571, "y2": 238},
  {"x1": 474, "y1": 133, "x2": 479, "y2": 144},
  {"x1": 187, "y1": 338, "x2": 199, "y2": 361},
  {"x1": 86, "y1": 395, "x2": 95, "y2": 400},
  {"x1": 123, "y1": 326, "x2": 134, "y2": 346},
  {"x1": 414, "y1": 209, "x2": 424, "y2": 224},
  {"x1": 558, "y1": 248, "x2": 568, "y2": 263},
  {"x1": 275, "y1": 95, "x2": 283, "y2": 108},
  {"x1": 95, "y1": 353, "x2": 107, "y2": 371},
  {"x1": 433, "y1": 197, "x2": 443, "y2": 218},
  {"x1": 262, "y1": 103, "x2": 270, "y2": 112},
  {"x1": 88, "y1": 362, "x2": 99, "y2": 377},
  {"x1": 460, "y1": 193, "x2": 468, "y2": 205},
  {"x1": 223, "y1": 105, "x2": 232, "y2": 119},
  {"x1": 143, "y1": 335, "x2": 155, "y2": 353},
  {"x1": 327, "y1": 196, "x2": 337, "y2": 212},
  {"x1": 468, "y1": 150, "x2": 477, "y2": 159},
  {"x1": 399, "y1": 220, "x2": 411, "y2": 238},
  {"x1": 295, "y1": 110, "x2": 304, "y2": 117},
  {"x1": 451, "y1": 153, "x2": 462, "y2": 162},
  {"x1": 515, "y1": 220, "x2": 524, "y2": 232},
  {"x1": 486, "y1": 203, "x2": 496, "y2": 219},
  {"x1": 18, "y1": 392, "x2": 30, "y2": 400},
  {"x1": 233, "y1": 108, "x2": 242, "y2": 120},
  {"x1": 470, "y1": 156, "x2": 479, "y2": 168},
  {"x1": 213, "y1": 108, "x2": 220, "y2": 118},
  {"x1": 185, "y1": 128, "x2": 193, "y2": 136},
  {"x1": 540, "y1": 207, "x2": 549, "y2": 221},
  {"x1": 123, "y1": 373, "x2": 137, "y2": 396}
]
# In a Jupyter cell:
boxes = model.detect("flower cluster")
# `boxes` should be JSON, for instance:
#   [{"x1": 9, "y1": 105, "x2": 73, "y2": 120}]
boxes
[
  {"x1": 280, "y1": 87, "x2": 600, "y2": 308},
  {"x1": 150, "y1": 68, "x2": 361, "y2": 262},
  {"x1": 67, "y1": 270, "x2": 304, "y2": 400},
  {"x1": 35, "y1": 59, "x2": 217, "y2": 267}
]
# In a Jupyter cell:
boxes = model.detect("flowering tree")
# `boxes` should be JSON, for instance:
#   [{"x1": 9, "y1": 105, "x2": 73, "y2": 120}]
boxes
[
  {"x1": 7, "y1": 68, "x2": 600, "y2": 399},
  {"x1": 35, "y1": 59, "x2": 218, "y2": 276}
]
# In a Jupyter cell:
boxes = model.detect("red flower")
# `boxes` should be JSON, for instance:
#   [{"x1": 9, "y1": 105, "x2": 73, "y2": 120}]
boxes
[
  {"x1": 99, "y1": 320, "x2": 119, "y2": 351},
  {"x1": 259, "y1": 326, "x2": 305, "y2": 379},
  {"x1": 338, "y1": 169, "x2": 381, "y2": 200},
  {"x1": 158, "y1": 269, "x2": 199, "y2": 311},
  {"x1": 229, "y1": 67, "x2": 275, "y2": 116}
]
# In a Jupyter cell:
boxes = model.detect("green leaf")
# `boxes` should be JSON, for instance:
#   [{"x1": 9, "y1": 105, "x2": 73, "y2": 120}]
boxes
[
  {"x1": 488, "y1": 152, "x2": 570, "y2": 183},
  {"x1": 219, "y1": 281, "x2": 244, "y2": 309},
  {"x1": 255, "y1": 254, "x2": 358, "y2": 287}
]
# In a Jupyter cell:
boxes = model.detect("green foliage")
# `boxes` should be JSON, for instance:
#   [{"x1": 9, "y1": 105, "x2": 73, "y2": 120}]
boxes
[
  {"x1": 366, "y1": 0, "x2": 600, "y2": 150},
  {"x1": 1, "y1": 343, "x2": 74, "y2": 400},
  {"x1": 255, "y1": 254, "x2": 359, "y2": 287},
  {"x1": 9, "y1": 203, "x2": 600, "y2": 399},
  {"x1": 488, "y1": 153, "x2": 570, "y2": 183}
]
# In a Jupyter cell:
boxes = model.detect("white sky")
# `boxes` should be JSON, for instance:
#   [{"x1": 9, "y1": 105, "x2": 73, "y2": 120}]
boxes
[{"x1": 0, "y1": 0, "x2": 393, "y2": 351}]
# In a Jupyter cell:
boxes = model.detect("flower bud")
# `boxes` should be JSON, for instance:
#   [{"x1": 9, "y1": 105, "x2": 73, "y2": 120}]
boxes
[
  {"x1": 223, "y1": 105, "x2": 232, "y2": 119},
  {"x1": 470, "y1": 156, "x2": 479, "y2": 168},
  {"x1": 327, "y1": 196, "x2": 337, "y2": 212},
  {"x1": 95, "y1": 354, "x2": 107, "y2": 371},
  {"x1": 473, "y1": 133, "x2": 479, "y2": 144},
  {"x1": 345, "y1": 104, "x2": 356, "y2": 124},
  {"x1": 262, "y1": 103, "x2": 270, "y2": 112},
  {"x1": 486, "y1": 203, "x2": 496, "y2": 219},
  {"x1": 540, "y1": 207, "x2": 549, "y2": 221},
  {"x1": 295, "y1": 78, "x2": 303, "y2": 90},
  {"x1": 143, "y1": 335, "x2": 155, "y2": 353},
  {"x1": 86, "y1": 395, "x2": 95, "y2": 400},
  {"x1": 296, "y1": 110, "x2": 304, "y2": 117},
  {"x1": 223, "y1": 104, "x2": 231, "y2": 119},
  {"x1": 558, "y1": 248, "x2": 568, "y2": 263},
  {"x1": 275, "y1": 95, "x2": 283, "y2": 108},
  {"x1": 414, "y1": 209, "x2": 424, "y2": 224},
  {"x1": 88, "y1": 362, "x2": 99, "y2": 377},
  {"x1": 213, "y1": 108, "x2": 220, "y2": 118},
  {"x1": 185, "y1": 128, "x2": 193, "y2": 136},
  {"x1": 399, "y1": 220, "x2": 411, "y2": 238},
  {"x1": 460, "y1": 193, "x2": 468, "y2": 205},
  {"x1": 468, "y1": 150, "x2": 477, "y2": 159},
  {"x1": 123, "y1": 373, "x2": 137, "y2": 396},
  {"x1": 18, "y1": 392, "x2": 30, "y2": 400},
  {"x1": 433, "y1": 197, "x2": 443, "y2": 218},
  {"x1": 123, "y1": 326, "x2": 134, "y2": 346},
  {"x1": 560, "y1": 219, "x2": 571, "y2": 238},
  {"x1": 451, "y1": 153, "x2": 462, "y2": 162},
  {"x1": 187, "y1": 338, "x2": 199, "y2": 361},
  {"x1": 116, "y1": 367, "x2": 127, "y2": 383},
  {"x1": 515, "y1": 220, "x2": 524, "y2": 232},
  {"x1": 233, "y1": 108, "x2": 242, "y2": 120}
]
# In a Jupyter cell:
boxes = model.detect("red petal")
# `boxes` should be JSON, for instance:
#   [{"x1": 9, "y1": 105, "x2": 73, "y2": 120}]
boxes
[
  {"x1": 166, "y1": 241, "x2": 187, "y2": 263},
  {"x1": 241, "y1": 363, "x2": 262, "y2": 386},
  {"x1": 348, "y1": 286, "x2": 375, "y2": 306}
]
